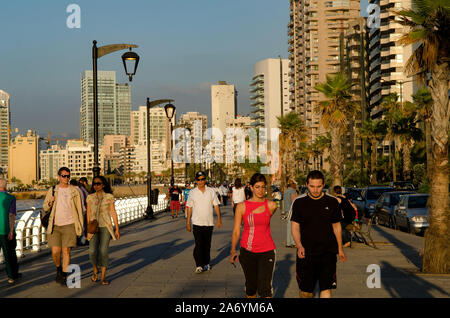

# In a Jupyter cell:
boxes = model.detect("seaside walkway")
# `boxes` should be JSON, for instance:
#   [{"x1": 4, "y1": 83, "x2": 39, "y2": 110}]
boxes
[{"x1": 1, "y1": 204, "x2": 449, "y2": 298}]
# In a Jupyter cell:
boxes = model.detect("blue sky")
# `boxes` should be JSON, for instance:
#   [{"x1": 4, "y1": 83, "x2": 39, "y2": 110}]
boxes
[{"x1": 0, "y1": 0, "x2": 368, "y2": 138}]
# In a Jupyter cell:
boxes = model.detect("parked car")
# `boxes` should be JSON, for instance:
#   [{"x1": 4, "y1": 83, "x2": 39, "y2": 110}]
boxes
[
  {"x1": 393, "y1": 194, "x2": 430, "y2": 235},
  {"x1": 353, "y1": 186, "x2": 394, "y2": 218},
  {"x1": 389, "y1": 181, "x2": 416, "y2": 190},
  {"x1": 373, "y1": 191, "x2": 416, "y2": 228},
  {"x1": 344, "y1": 187, "x2": 362, "y2": 201}
]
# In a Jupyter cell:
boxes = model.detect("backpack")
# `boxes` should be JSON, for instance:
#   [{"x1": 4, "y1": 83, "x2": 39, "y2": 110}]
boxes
[{"x1": 40, "y1": 186, "x2": 55, "y2": 228}]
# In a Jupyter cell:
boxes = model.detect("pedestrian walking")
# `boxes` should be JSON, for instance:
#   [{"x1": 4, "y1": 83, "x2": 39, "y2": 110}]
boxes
[
  {"x1": 219, "y1": 183, "x2": 229, "y2": 206},
  {"x1": 0, "y1": 178, "x2": 20, "y2": 284},
  {"x1": 231, "y1": 178, "x2": 245, "y2": 215},
  {"x1": 166, "y1": 184, "x2": 182, "y2": 218},
  {"x1": 43, "y1": 167, "x2": 84, "y2": 286},
  {"x1": 290, "y1": 170, "x2": 346, "y2": 298},
  {"x1": 244, "y1": 182, "x2": 252, "y2": 200},
  {"x1": 182, "y1": 183, "x2": 191, "y2": 218},
  {"x1": 229, "y1": 173, "x2": 278, "y2": 298},
  {"x1": 333, "y1": 186, "x2": 356, "y2": 248},
  {"x1": 86, "y1": 176, "x2": 120, "y2": 286},
  {"x1": 284, "y1": 180, "x2": 298, "y2": 248},
  {"x1": 186, "y1": 171, "x2": 222, "y2": 273}
]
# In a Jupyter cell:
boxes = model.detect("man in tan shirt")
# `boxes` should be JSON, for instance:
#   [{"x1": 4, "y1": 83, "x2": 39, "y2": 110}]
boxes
[{"x1": 43, "y1": 167, "x2": 84, "y2": 286}]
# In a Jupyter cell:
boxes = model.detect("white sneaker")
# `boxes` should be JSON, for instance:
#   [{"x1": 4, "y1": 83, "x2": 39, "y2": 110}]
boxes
[{"x1": 195, "y1": 266, "x2": 203, "y2": 274}]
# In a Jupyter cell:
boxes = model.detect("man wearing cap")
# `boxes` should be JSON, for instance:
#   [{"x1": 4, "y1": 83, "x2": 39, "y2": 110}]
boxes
[{"x1": 186, "y1": 171, "x2": 222, "y2": 273}]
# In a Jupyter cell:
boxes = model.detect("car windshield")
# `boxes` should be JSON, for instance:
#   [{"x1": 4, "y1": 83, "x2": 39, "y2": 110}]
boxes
[
  {"x1": 367, "y1": 188, "x2": 392, "y2": 200},
  {"x1": 408, "y1": 196, "x2": 429, "y2": 209}
]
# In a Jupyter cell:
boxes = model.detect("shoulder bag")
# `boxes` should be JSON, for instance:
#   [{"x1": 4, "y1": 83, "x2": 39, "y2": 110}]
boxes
[{"x1": 87, "y1": 195, "x2": 102, "y2": 234}]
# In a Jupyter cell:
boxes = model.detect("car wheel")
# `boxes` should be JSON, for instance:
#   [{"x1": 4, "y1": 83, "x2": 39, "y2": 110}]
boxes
[
  {"x1": 407, "y1": 221, "x2": 415, "y2": 235},
  {"x1": 393, "y1": 217, "x2": 399, "y2": 230},
  {"x1": 372, "y1": 214, "x2": 379, "y2": 225}
]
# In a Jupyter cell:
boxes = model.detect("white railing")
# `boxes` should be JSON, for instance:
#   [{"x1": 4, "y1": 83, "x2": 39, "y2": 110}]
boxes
[{"x1": 0, "y1": 195, "x2": 169, "y2": 263}]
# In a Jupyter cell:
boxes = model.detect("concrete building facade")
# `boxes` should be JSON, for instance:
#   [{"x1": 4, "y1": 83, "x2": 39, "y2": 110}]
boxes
[
  {"x1": 0, "y1": 90, "x2": 10, "y2": 175},
  {"x1": 211, "y1": 81, "x2": 237, "y2": 136},
  {"x1": 9, "y1": 130, "x2": 39, "y2": 185}
]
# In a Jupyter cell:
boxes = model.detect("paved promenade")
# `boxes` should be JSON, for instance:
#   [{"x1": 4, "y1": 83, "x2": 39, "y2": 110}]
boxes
[{"x1": 1, "y1": 204, "x2": 449, "y2": 298}]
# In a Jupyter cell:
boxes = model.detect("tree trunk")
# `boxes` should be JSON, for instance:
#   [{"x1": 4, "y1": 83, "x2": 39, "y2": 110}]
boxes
[
  {"x1": 392, "y1": 139, "x2": 397, "y2": 182},
  {"x1": 425, "y1": 120, "x2": 433, "y2": 180},
  {"x1": 371, "y1": 139, "x2": 378, "y2": 184},
  {"x1": 403, "y1": 139, "x2": 412, "y2": 181},
  {"x1": 422, "y1": 62, "x2": 450, "y2": 274},
  {"x1": 330, "y1": 128, "x2": 343, "y2": 187}
]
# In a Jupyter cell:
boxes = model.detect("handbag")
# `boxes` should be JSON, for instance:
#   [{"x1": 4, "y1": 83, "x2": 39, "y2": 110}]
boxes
[
  {"x1": 40, "y1": 186, "x2": 55, "y2": 228},
  {"x1": 87, "y1": 195, "x2": 102, "y2": 234}
]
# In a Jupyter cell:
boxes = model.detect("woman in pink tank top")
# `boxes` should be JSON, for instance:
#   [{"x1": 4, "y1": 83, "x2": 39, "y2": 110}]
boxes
[{"x1": 230, "y1": 173, "x2": 278, "y2": 298}]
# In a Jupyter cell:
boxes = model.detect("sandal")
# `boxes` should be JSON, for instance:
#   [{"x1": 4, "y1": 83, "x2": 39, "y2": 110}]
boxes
[
  {"x1": 101, "y1": 280, "x2": 110, "y2": 286},
  {"x1": 91, "y1": 273, "x2": 98, "y2": 282}
]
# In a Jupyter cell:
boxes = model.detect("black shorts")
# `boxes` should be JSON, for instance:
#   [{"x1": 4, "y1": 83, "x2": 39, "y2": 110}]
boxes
[
  {"x1": 239, "y1": 247, "x2": 276, "y2": 298},
  {"x1": 296, "y1": 253, "x2": 337, "y2": 293}
]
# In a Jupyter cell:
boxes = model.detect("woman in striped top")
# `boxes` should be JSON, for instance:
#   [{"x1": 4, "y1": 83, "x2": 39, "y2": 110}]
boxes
[{"x1": 229, "y1": 173, "x2": 278, "y2": 298}]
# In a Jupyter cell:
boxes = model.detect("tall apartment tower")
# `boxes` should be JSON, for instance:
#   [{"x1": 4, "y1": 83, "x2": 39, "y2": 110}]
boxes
[
  {"x1": 115, "y1": 83, "x2": 132, "y2": 136},
  {"x1": 367, "y1": 0, "x2": 416, "y2": 119},
  {"x1": 250, "y1": 58, "x2": 291, "y2": 133},
  {"x1": 288, "y1": 0, "x2": 361, "y2": 142},
  {"x1": 80, "y1": 71, "x2": 132, "y2": 146},
  {"x1": 0, "y1": 90, "x2": 10, "y2": 175},
  {"x1": 211, "y1": 81, "x2": 237, "y2": 136}
]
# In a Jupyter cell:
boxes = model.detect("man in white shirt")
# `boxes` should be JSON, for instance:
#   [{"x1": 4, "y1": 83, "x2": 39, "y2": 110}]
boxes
[
  {"x1": 219, "y1": 183, "x2": 229, "y2": 206},
  {"x1": 186, "y1": 171, "x2": 222, "y2": 273}
]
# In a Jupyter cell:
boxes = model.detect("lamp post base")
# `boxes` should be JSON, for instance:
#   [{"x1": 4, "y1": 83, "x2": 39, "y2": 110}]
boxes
[{"x1": 145, "y1": 206, "x2": 155, "y2": 220}]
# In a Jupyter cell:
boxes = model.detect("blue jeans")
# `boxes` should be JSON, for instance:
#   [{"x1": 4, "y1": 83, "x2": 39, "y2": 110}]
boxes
[{"x1": 89, "y1": 227, "x2": 112, "y2": 268}]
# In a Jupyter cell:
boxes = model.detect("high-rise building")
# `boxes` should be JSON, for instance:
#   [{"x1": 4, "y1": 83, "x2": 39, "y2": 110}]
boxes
[
  {"x1": 0, "y1": 90, "x2": 10, "y2": 175},
  {"x1": 80, "y1": 71, "x2": 132, "y2": 147},
  {"x1": 102, "y1": 135, "x2": 129, "y2": 174},
  {"x1": 367, "y1": 0, "x2": 416, "y2": 119},
  {"x1": 9, "y1": 130, "x2": 39, "y2": 185},
  {"x1": 66, "y1": 139, "x2": 96, "y2": 179},
  {"x1": 211, "y1": 81, "x2": 237, "y2": 136},
  {"x1": 249, "y1": 58, "x2": 291, "y2": 135},
  {"x1": 288, "y1": 0, "x2": 361, "y2": 142},
  {"x1": 115, "y1": 83, "x2": 132, "y2": 136}
]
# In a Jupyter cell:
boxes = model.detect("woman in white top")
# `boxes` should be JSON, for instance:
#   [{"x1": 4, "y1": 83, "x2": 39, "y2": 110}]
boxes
[{"x1": 231, "y1": 178, "x2": 245, "y2": 215}]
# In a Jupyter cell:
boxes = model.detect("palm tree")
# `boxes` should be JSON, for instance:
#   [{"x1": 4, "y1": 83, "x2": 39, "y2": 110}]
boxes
[
  {"x1": 381, "y1": 93, "x2": 402, "y2": 182},
  {"x1": 277, "y1": 112, "x2": 308, "y2": 191},
  {"x1": 395, "y1": 0, "x2": 450, "y2": 273},
  {"x1": 314, "y1": 71, "x2": 359, "y2": 188},
  {"x1": 390, "y1": 105, "x2": 423, "y2": 180},
  {"x1": 412, "y1": 87, "x2": 434, "y2": 179},
  {"x1": 309, "y1": 133, "x2": 331, "y2": 171},
  {"x1": 359, "y1": 118, "x2": 388, "y2": 184}
]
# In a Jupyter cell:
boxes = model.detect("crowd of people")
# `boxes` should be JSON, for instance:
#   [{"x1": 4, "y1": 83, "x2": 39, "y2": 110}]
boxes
[{"x1": 0, "y1": 167, "x2": 360, "y2": 298}]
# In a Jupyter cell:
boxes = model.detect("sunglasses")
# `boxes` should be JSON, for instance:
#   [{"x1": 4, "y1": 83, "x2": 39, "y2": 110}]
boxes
[
  {"x1": 93, "y1": 182, "x2": 103, "y2": 186},
  {"x1": 197, "y1": 178, "x2": 206, "y2": 181},
  {"x1": 60, "y1": 174, "x2": 70, "y2": 178}
]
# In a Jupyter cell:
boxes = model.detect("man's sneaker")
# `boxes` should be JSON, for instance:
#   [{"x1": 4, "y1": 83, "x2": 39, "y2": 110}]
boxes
[
  {"x1": 7, "y1": 278, "x2": 15, "y2": 284},
  {"x1": 203, "y1": 264, "x2": 211, "y2": 272},
  {"x1": 195, "y1": 266, "x2": 203, "y2": 274}
]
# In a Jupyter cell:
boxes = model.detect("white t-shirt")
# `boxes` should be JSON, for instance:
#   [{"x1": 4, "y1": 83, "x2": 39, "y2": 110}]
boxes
[
  {"x1": 186, "y1": 186, "x2": 220, "y2": 226},
  {"x1": 232, "y1": 187, "x2": 245, "y2": 203},
  {"x1": 219, "y1": 185, "x2": 229, "y2": 196},
  {"x1": 54, "y1": 186, "x2": 74, "y2": 226}
]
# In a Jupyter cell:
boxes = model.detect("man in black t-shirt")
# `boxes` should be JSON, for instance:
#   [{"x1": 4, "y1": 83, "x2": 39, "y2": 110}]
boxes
[{"x1": 290, "y1": 170, "x2": 346, "y2": 298}]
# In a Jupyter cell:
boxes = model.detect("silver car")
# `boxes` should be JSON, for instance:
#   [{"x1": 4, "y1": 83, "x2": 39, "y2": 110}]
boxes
[{"x1": 393, "y1": 194, "x2": 429, "y2": 235}]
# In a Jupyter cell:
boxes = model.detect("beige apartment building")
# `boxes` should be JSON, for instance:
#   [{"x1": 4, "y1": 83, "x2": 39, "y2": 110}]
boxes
[
  {"x1": 288, "y1": 0, "x2": 361, "y2": 143},
  {"x1": 211, "y1": 81, "x2": 237, "y2": 137},
  {"x1": 40, "y1": 144, "x2": 67, "y2": 181},
  {"x1": 9, "y1": 130, "x2": 39, "y2": 185}
]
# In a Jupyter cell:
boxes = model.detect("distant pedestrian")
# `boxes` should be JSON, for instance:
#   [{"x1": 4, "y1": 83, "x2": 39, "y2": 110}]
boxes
[
  {"x1": 284, "y1": 180, "x2": 298, "y2": 248},
  {"x1": 186, "y1": 171, "x2": 222, "y2": 274},
  {"x1": 166, "y1": 184, "x2": 181, "y2": 218},
  {"x1": 182, "y1": 183, "x2": 192, "y2": 218},
  {"x1": 244, "y1": 182, "x2": 252, "y2": 200},
  {"x1": 43, "y1": 167, "x2": 84, "y2": 286},
  {"x1": 70, "y1": 179, "x2": 87, "y2": 246},
  {"x1": 290, "y1": 170, "x2": 346, "y2": 298},
  {"x1": 230, "y1": 173, "x2": 278, "y2": 298},
  {"x1": 219, "y1": 183, "x2": 229, "y2": 206},
  {"x1": 231, "y1": 178, "x2": 245, "y2": 215},
  {"x1": 0, "y1": 178, "x2": 20, "y2": 284},
  {"x1": 86, "y1": 176, "x2": 120, "y2": 285}
]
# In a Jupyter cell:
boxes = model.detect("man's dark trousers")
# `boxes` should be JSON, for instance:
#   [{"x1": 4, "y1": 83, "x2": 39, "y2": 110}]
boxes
[
  {"x1": 0, "y1": 235, "x2": 19, "y2": 279},
  {"x1": 192, "y1": 225, "x2": 213, "y2": 267}
]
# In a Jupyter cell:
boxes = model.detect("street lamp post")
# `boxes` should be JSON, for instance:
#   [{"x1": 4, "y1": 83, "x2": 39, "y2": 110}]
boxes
[
  {"x1": 164, "y1": 103, "x2": 176, "y2": 186},
  {"x1": 145, "y1": 98, "x2": 174, "y2": 220},
  {"x1": 92, "y1": 40, "x2": 139, "y2": 178}
]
